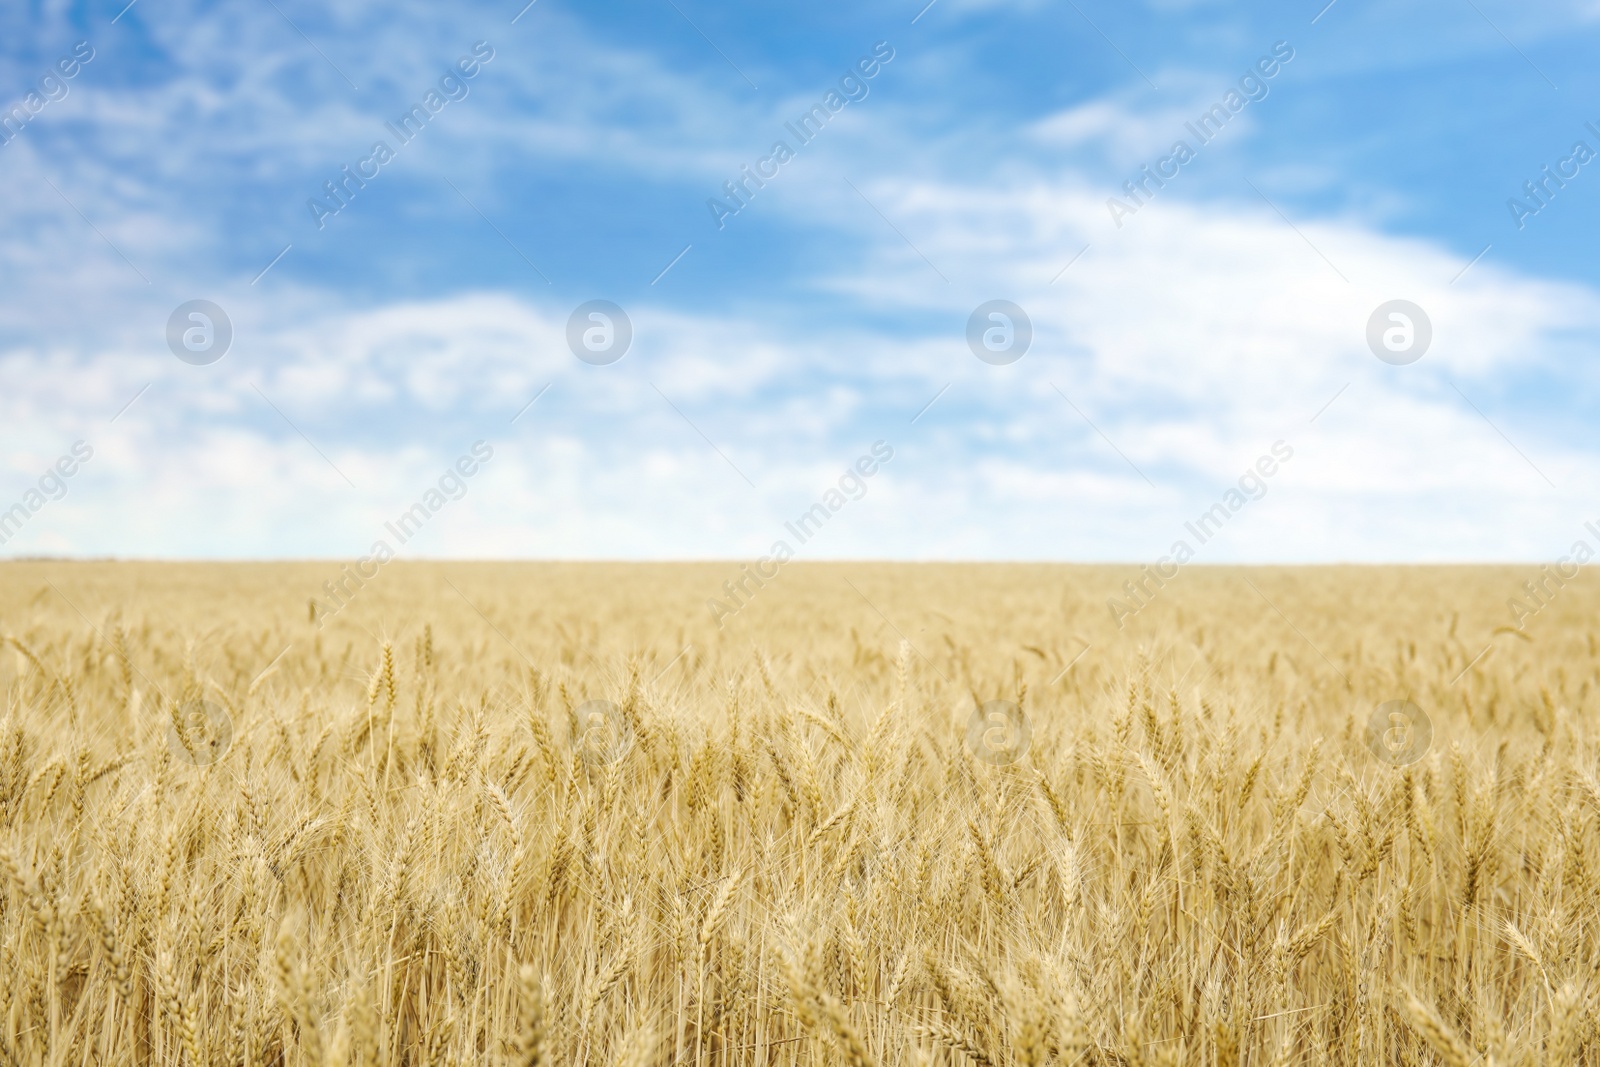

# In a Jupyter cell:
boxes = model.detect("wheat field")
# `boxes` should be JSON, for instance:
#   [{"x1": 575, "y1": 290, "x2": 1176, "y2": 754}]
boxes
[{"x1": 0, "y1": 560, "x2": 1596, "y2": 1066}]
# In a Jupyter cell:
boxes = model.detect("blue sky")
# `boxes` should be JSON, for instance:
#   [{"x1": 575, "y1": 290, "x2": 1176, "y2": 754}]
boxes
[{"x1": 3, "y1": 0, "x2": 1600, "y2": 561}]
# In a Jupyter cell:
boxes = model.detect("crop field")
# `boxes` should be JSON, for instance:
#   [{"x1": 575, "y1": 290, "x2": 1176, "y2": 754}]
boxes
[{"x1": 0, "y1": 561, "x2": 1597, "y2": 1066}]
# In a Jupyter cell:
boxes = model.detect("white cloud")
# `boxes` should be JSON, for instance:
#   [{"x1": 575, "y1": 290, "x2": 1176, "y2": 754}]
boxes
[
  {"x1": 3, "y1": 161, "x2": 1597, "y2": 563},
  {"x1": 2, "y1": 0, "x2": 1596, "y2": 564}
]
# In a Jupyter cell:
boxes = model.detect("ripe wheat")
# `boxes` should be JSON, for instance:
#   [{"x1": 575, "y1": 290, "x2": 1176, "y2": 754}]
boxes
[{"x1": 0, "y1": 560, "x2": 1596, "y2": 1064}]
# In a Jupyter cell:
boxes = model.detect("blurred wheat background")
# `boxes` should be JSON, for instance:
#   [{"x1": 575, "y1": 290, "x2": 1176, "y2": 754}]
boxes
[{"x1": 0, "y1": 561, "x2": 1596, "y2": 1066}]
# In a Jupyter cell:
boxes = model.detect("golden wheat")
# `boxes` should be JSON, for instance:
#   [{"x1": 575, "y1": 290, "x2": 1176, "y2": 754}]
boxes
[{"x1": 0, "y1": 560, "x2": 1597, "y2": 1064}]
